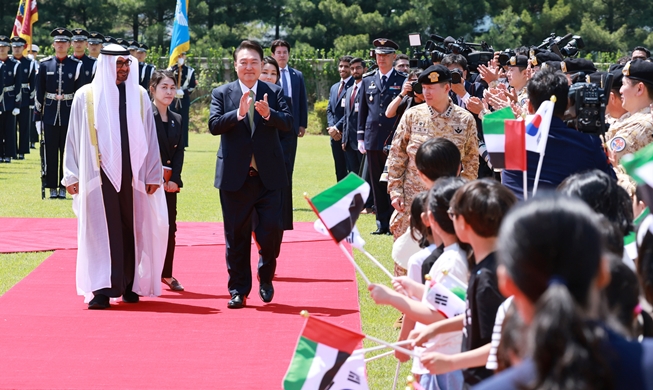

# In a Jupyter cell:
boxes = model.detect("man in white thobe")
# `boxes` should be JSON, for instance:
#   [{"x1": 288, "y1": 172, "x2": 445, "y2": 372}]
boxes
[{"x1": 62, "y1": 43, "x2": 168, "y2": 309}]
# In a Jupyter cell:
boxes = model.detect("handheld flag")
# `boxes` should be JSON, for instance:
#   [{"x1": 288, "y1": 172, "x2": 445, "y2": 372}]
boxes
[
  {"x1": 168, "y1": 0, "x2": 190, "y2": 68},
  {"x1": 307, "y1": 173, "x2": 370, "y2": 243},
  {"x1": 283, "y1": 314, "x2": 365, "y2": 390},
  {"x1": 624, "y1": 207, "x2": 650, "y2": 265},
  {"x1": 525, "y1": 99, "x2": 554, "y2": 154},
  {"x1": 483, "y1": 107, "x2": 527, "y2": 170},
  {"x1": 11, "y1": 0, "x2": 38, "y2": 53},
  {"x1": 424, "y1": 271, "x2": 467, "y2": 319},
  {"x1": 328, "y1": 354, "x2": 369, "y2": 390}
]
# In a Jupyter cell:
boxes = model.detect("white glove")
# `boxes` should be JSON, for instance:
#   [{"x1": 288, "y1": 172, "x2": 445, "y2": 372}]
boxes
[
  {"x1": 35, "y1": 121, "x2": 42, "y2": 135},
  {"x1": 12, "y1": 108, "x2": 19, "y2": 116},
  {"x1": 357, "y1": 140, "x2": 366, "y2": 154}
]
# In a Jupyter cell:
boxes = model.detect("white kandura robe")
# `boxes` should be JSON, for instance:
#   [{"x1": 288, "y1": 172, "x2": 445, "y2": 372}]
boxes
[{"x1": 62, "y1": 84, "x2": 168, "y2": 300}]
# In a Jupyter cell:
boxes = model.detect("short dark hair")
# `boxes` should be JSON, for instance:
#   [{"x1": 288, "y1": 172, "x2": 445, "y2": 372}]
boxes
[
  {"x1": 233, "y1": 40, "x2": 264, "y2": 62},
  {"x1": 624, "y1": 76, "x2": 653, "y2": 101},
  {"x1": 271, "y1": 39, "x2": 291, "y2": 53},
  {"x1": 429, "y1": 177, "x2": 467, "y2": 235},
  {"x1": 338, "y1": 55, "x2": 353, "y2": 64},
  {"x1": 450, "y1": 179, "x2": 517, "y2": 237},
  {"x1": 394, "y1": 54, "x2": 409, "y2": 64},
  {"x1": 149, "y1": 69, "x2": 176, "y2": 91},
  {"x1": 415, "y1": 138, "x2": 460, "y2": 181},
  {"x1": 349, "y1": 57, "x2": 364, "y2": 67},
  {"x1": 441, "y1": 54, "x2": 468, "y2": 71},
  {"x1": 633, "y1": 46, "x2": 650, "y2": 58},
  {"x1": 527, "y1": 68, "x2": 569, "y2": 118}
]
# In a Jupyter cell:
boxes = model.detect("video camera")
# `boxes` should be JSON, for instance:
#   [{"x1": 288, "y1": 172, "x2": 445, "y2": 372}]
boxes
[
  {"x1": 408, "y1": 33, "x2": 448, "y2": 70},
  {"x1": 497, "y1": 49, "x2": 516, "y2": 66},
  {"x1": 565, "y1": 72, "x2": 613, "y2": 134},
  {"x1": 408, "y1": 33, "x2": 494, "y2": 75},
  {"x1": 537, "y1": 33, "x2": 585, "y2": 58}
]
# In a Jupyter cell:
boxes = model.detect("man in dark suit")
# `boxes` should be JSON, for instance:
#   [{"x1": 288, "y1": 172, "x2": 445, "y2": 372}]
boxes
[
  {"x1": 335, "y1": 57, "x2": 365, "y2": 176},
  {"x1": 357, "y1": 38, "x2": 406, "y2": 235},
  {"x1": 326, "y1": 55, "x2": 353, "y2": 182},
  {"x1": 272, "y1": 39, "x2": 308, "y2": 230},
  {"x1": 208, "y1": 40, "x2": 293, "y2": 309}
]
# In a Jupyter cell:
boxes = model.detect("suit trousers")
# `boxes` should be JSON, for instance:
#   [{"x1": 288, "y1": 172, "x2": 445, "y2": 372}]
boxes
[
  {"x1": 219, "y1": 174, "x2": 283, "y2": 297},
  {"x1": 0, "y1": 112, "x2": 16, "y2": 159},
  {"x1": 278, "y1": 131, "x2": 297, "y2": 230},
  {"x1": 43, "y1": 123, "x2": 67, "y2": 189},
  {"x1": 330, "y1": 137, "x2": 348, "y2": 182},
  {"x1": 16, "y1": 109, "x2": 31, "y2": 154},
  {"x1": 366, "y1": 150, "x2": 392, "y2": 229},
  {"x1": 162, "y1": 191, "x2": 178, "y2": 278}
]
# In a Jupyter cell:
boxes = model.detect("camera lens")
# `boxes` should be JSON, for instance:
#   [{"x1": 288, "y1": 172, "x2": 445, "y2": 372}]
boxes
[{"x1": 412, "y1": 82, "x2": 422, "y2": 94}]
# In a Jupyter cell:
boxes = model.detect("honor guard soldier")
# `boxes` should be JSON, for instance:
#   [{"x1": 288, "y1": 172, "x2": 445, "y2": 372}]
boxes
[
  {"x1": 10, "y1": 37, "x2": 36, "y2": 160},
  {"x1": 357, "y1": 38, "x2": 406, "y2": 236},
  {"x1": 35, "y1": 28, "x2": 83, "y2": 199},
  {"x1": 169, "y1": 52, "x2": 197, "y2": 147},
  {"x1": 115, "y1": 37, "x2": 128, "y2": 50},
  {"x1": 136, "y1": 43, "x2": 155, "y2": 91},
  {"x1": 28, "y1": 44, "x2": 40, "y2": 148},
  {"x1": 70, "y1": 28, "x2": 97, "y2": 85},
  {"x1": 102, "y1": 36, "x2": 118, "y2": 47},
  {"x1": 0, "y1": 35, "x2": 22, "y2": 163},
  {"x1": 87, "y1": 31, "x2": 104, "y2": 59},
  {"x1": 127, "y1": 39, "x2": 138, "y2": 57}
]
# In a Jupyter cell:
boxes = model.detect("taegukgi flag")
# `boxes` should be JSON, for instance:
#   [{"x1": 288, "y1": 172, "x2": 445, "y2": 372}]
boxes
[
  {"x1": 424, "y1": 270, "x2": 468, "y2": 318},
  {"x1": 525, "y1": 99, "x2": 554, "y2": 154},
  {"x1": 307, "y1": 173, "x2": 370, "y2": 243},
  {"x1": 283, "y1": 315, "x2": 365, "y2": 390}
]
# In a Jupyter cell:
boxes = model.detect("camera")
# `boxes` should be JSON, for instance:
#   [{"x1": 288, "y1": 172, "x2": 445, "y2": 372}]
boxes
[
  {"x1": 565, "y1": 73, "x2": 613, "y2": 134},
  {"x1": 498, "y1": 49, "x2": 516, "y2": 66},
  {"x1": 408, "y1": 32, "x2": 494, "y2": 76},
  {"x1": 408, "y1": 33, "x2": 449, "y2": 69},
  {"x1": 409, "y1": 81, "x2": 423, "y2": 96},
  {"x1": 537, "y1": 33, "x2": 584, "y2": 58},
  {"x1": 560, "y1": 36, "x2": 584, "y2": 57},
  {"x1": 450, "y1": 68, "x2": 463, "y2": 84}
]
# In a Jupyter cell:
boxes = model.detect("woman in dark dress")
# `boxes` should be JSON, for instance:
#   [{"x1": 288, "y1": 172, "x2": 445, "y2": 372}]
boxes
[{"x1": 150, "y1": 70, "x2": 185, "y2": 291}]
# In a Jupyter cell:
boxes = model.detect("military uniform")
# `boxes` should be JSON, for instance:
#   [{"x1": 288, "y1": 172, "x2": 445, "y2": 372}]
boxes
[
  {"x1": 169, "y1": 61, "x2": 197, "y2": 147},
  {"x1": 9, "y1": 37, "x2": 36, "y2": 158},
  {"x1": 0, "y1": 35, "x2": 22, "y2": 162},
  {"x1": 358, "y1": 38, "x2": 406, "y2": 234},
  {"x1": 35, "y1": 28, "x2": 82, "y2": 197},
  {"x1": 87, "y1": 31, "x2": 104, "y2": 59},
  {"x1": 387, "y1": 68, "x2": 479, "y2": 238},
  {"x1": 70, "y1": 29, "x2": 96, "y2": 86},
  {"x1": 137, "y1": 43, "x2": 155, "y2": 91}
]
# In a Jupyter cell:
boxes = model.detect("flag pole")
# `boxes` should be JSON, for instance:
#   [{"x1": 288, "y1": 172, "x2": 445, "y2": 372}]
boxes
[
  {"x1": 357, "y1": 247, "x2": 394, "y2": 279},
  {"x1": 392, "y1": 361, "x2": 401, "y2": 390},
  {"x1": 523, "y1": 170, "x2": 528, "y2": 200},
  {"x1": 364, "y1": 350, "x2": 394, "y2": 363},
  {"x1": 353, "y1": 339, "x2": 413, "y2": 354},
  {"x1": 365, "y1": 334, "x2": 420, "y2": 358},
  {"x1": 532, "y1": 153, "x2": 544, "y2": 195},
  {"x1": 338, "y1": 242, "x2": 371, "y2": 285}
]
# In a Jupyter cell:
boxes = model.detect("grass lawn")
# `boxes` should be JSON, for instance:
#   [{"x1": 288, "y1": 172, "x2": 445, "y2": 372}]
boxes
[{"x1": 0, "y1": 131, "x2": 411, "y2": 387}]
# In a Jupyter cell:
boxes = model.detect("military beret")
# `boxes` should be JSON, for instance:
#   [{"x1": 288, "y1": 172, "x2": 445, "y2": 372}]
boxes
[
  {"x1": 532, "y1": 51, "x2": 562, "y2": 66},
  {"x1": 586, "y1": 71, "x2": 609, "y2": 86},
  {"x1": 622, "y1": 59, "x2": 653, "y2": 85},
  {"x1": 137, "y1": 42, "x2": 149, "y2": 52},
  {"x1": 507, "y1": 55, "x2": 528, "y2": 68},
  {"x1": 71, "y1": 28, "x2": 89, "y2": 41},
  {"x1": 0, "y1": 35, "x2": 10, "y2": 47},
  {"x1": 608, "y1": 64, "x2": 625, "y2": 90},
  {"x1": 418, "y1": 64, "x2": 451, "y2": 84},
  {"x1": 561, "y1": 58, "x2": 596, "y2": 74},
  {"x1": 88, "y1": 32, "x2": 104, "y2": 44},
  {"x1": 373, "y1": 38, "x2": 399, "y2": 54},
  {"x1": 10, "y1": 36, "x2": 26, "y2": 47},
  {"x1": 50, "y1": 28, "x2": 73, "y2": 42}
]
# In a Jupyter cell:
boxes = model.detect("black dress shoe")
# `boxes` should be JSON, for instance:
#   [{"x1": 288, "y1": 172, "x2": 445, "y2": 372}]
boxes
[
  {"x1": 259, "y1": 283, "x2": 274, "y2": 303},
  {"x1": 227, "y1": 294, "x2": 246, "y2": 309},
  {"x1": 49, "y1": 189, "x2": 58, "y2": 199},
  {"x1": 58, "y1": 188, "x2": 66, "y2": 199},
  {"x1": 88, "y1": 294, "x2": 110, "y2": 309},
  {"x1": 122, "y1": 290, "x2": 140, "y2": 303},
  {"x1": 17, "y1": 154, "x2": 24, "y2": 160},
  {"x1": 162, "y1": 277, "x2": 184, "y2": 291},
  {"x1": 371, "y1": 227, "x2": 390, "y2": 235}
]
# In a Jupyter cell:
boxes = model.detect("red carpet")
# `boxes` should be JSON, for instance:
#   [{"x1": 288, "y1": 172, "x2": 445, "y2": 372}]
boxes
[
  {"x1": 0, "y1": 229, "x2": 361, "y2": 389},
  {"x1": 0, "y1": 218, "x2": 330, "y2": 253}
]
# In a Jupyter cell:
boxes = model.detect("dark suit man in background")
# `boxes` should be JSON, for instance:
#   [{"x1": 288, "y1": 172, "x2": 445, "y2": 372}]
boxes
[
  {"x1": 272, "y1": 39, "x2": 307, "y2": 231},
  {"x1": 336, "y1": 57, "x2": 365, "y2": 176},
  {"x1": 326, "y1": 55, "x2": 353, "y2": 182},
  {"x1": 208, "y1": 40, "x2": 293, "y2": 309},
  {"x1": 357, "y1": 38, "x2": 406, "y2": 235}
]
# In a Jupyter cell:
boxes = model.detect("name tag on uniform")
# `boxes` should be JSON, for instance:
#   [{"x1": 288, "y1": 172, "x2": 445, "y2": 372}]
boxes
[
  {"x1": 341, "y1": 98, "x2": 346, "y2": 108},
  {"x1": 354, "y1": 102, "x2": 359, "y2": 112}
]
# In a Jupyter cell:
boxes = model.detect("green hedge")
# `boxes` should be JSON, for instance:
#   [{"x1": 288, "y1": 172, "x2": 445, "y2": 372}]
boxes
[{"x1": 313, "y1": 100, "x2": 329, "y2": 134}]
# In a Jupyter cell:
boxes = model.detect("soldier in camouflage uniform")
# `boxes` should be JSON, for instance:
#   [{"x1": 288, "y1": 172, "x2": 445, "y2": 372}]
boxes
[{"x1": 387, "y1": 65, "x2": 479, "y2": 240}]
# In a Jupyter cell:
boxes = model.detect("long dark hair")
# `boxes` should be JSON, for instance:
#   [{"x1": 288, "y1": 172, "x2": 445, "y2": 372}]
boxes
[
  {"x1": 409, "y1": 191, "x2": 430, "y2": 247},
  {"x1": 498, "y1": 195, "x2": 613, "y2": 390},
  {"x1": 262, "y1": 56, "x2": 280, "y2": 83}
]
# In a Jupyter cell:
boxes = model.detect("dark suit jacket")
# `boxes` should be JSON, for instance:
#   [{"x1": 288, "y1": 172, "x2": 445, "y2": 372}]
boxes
[
  {"x1": 208, "y1": 80, "x2": 292, "y2": 192},
  {"x1": 153, "y1": 104, "x2": 184, "y2": 187},
  {"x1": 336, "y1": 81, "x2": 362, "y2": 151},
  {"x1": 283, "y1": 66, "x2": 308, "y2": 135},
  {"x1": 357, "y1": 69, "x2": 406, "y2": 151},
  {"x1": 326, "y1": 78, "x2": 354, "y2": 127}
]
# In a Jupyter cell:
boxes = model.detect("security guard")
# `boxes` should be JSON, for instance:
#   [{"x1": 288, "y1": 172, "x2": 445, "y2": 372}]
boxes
[
  {"x1": 169, "y1": 52, "x2": 197, "y2": 147},
  {"x1": 0, "y1": 35, "x2": 22, "y2": 163},
  {"x1": 87, "y1": 31, "x2": 104, "y2": 59},
  {"x1": 35, "y1": 28, "x2": 83, "y2": 199},
  {"x1": 70, "y1": 28, "x2": 96, "y2": 85},
  {"x1": 357, "y1": 38, "x2": 406, "y2": 235},
  {"x1": 10, "y1": 37, "x2": 36, "y2": 160},
  {"x1": 136, "y1": 42, "x2": 155, "y2": 91}
]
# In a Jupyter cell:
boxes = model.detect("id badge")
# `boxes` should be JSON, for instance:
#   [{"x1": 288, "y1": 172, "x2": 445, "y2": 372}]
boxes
[
  {"x1": 354, "y1": 102, "x2": 359, "y2": 112},
  {"x1": 341, "y1": 98, "x2": 346, "y2": 108}
]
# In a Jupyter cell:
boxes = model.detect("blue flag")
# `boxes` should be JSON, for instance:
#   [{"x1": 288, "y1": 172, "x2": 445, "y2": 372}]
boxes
[{"x1": 168, "y1": 0, "x2": 190, "y2": 68}]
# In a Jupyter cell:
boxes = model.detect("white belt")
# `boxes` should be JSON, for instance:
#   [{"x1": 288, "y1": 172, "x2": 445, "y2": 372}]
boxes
[{"x1": 45, "y1": 93, "x2": 74, "y2": 101}]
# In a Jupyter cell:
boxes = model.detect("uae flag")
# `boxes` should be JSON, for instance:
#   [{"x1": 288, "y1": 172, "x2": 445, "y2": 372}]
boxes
[
  {"x1": 283, "y1": 315, "x2": 365, "y2": 390},
  {"x1": 307, "y1": 173, "x2": 370, "y2": 243},
  {"x1": 424, "y1": 271, "x2": 468, "y2": 318},
  {"x1": 482, "y1": 108, "x2": 526, "y2": 171},
  {"x1": 624, "y1": 207, "x2": 650, "y2": 263}
]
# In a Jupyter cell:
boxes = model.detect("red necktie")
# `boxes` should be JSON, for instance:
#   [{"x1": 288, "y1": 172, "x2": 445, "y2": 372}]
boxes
[
  {"x1": 337, "y1": 80, "x2": 345, "y2": 98},
  {"x1": 350, "y1": 85, "x2": 358, "y2": 108}
]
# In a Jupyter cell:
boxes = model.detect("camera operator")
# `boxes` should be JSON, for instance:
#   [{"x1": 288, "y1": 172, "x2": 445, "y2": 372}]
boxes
[
  {"x1": 501, "y1": 69, "x2": 613, "y2": 199},
  {"x1": 606, "y1": 60, "x2": 653, "y2": 164},
  {"x1": 385, "y1": 70, "x2": 425, "y2": 122},
  {"x1": 632, "y1": 46, "x2": 650, "y2": 61},
  {"x1": 387, "y1": 65, "x2": 479, "y2": 238}
]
